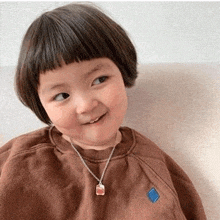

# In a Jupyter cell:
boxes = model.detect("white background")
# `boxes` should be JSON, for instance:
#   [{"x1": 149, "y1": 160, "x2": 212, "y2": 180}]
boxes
[{"x1": 0, "y1": 1, "x2": 220, "y2": 67}]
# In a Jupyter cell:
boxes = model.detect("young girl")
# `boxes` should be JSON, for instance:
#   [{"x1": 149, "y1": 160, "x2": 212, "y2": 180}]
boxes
[{"x1": 0, "y1": 3, "x2": 206, "y2": 219}]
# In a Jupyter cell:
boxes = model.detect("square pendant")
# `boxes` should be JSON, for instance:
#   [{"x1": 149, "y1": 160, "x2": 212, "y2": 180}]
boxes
[{"x1": 96, "y1": 184, "x2": 105, "y2": 196}]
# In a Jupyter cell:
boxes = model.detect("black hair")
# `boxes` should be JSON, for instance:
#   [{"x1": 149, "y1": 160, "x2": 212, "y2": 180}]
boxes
[{"x1": 15, "y1": 3, "x2": 138, "y2": 124}]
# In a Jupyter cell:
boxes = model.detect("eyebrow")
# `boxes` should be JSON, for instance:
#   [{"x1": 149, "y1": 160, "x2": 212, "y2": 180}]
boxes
[
  {"x1": 41, "y1": 83, "x2": 68, "y2": 95},
  {"x1": 85, "y1": 63, "x2": 106, "y2": 77}
]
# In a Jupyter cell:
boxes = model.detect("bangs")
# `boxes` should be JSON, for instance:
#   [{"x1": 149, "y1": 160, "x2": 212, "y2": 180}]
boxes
[{"x1": 20, "y1": 4, "x2": 123, "y2": 78}]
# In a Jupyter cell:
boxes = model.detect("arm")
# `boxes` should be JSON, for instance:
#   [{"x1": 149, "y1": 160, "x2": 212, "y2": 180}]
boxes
[{"x1": 164, "y1": 154, "x2": 206, "y2": 220}]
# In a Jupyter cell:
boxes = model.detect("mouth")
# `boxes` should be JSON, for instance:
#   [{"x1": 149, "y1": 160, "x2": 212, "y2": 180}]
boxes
[
  {"x1": 86, "y1": 113, "x2": 106, "y2": 125},
  {"x1": 89, "y1": 117, "x2": 100, "y2": 124}
]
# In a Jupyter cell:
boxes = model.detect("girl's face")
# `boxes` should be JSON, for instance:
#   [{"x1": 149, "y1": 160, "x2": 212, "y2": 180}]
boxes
[{"x1": 38, "y1": 58, "x2": 128, "y2": 150}]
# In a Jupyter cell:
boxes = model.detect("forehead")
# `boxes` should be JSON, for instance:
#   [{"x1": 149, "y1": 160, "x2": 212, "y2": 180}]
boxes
[{"x1": 40, "y1": 58, "x2": 112, "y2": 80}]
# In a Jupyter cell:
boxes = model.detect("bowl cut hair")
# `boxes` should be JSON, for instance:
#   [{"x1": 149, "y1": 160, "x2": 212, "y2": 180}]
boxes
[{"x1": 15, "y1": 3, "x2": 138, "y2": 125}]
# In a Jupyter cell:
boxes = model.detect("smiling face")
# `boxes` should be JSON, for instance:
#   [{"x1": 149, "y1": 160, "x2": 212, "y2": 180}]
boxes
[{"x1": 38, "y1": 58, "x2": 128, "y2": 150}]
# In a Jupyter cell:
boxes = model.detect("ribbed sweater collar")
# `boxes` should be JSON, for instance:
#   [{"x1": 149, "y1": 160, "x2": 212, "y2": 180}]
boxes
[{"x1": 49, "y1": 126, "x2": 136, "y2": 162}]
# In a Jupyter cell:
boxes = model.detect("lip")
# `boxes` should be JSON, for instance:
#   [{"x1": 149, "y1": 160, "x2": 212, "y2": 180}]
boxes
[
  {"x1": 89, "y1": 117, "x2": 100, "y2": 124},
  {"x1": 85, "y1": 113, "x2": 107, "y2": 125}
]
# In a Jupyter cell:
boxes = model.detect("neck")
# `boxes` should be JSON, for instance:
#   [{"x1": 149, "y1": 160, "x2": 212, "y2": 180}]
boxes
[{"x1": 62, "y1": 130, "x2": 122, "y2": 151}]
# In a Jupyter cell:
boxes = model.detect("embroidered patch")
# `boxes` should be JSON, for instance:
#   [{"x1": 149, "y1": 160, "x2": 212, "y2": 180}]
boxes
[{"x1": 147, "y1": 187, "x2": 160, "y2": 203}]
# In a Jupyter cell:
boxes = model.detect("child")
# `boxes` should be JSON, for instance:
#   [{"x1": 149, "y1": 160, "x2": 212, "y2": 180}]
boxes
[{"x1": 0, "y1": 3, "x2": 206, "y2": 219}]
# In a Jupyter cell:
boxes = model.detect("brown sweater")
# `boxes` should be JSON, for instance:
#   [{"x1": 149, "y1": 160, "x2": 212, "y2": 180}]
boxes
[{"x1": 0, "y1": 126, "x2": 206, "y2": 220}]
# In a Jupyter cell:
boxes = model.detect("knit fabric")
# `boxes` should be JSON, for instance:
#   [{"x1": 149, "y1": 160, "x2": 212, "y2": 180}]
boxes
[{"x1": 0, "y1": 126, "x2": 206, "y2": 219}]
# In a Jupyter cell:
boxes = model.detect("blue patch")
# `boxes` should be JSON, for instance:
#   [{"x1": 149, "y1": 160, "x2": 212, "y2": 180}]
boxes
[{"x1": 147, "y1": 187, "x2": 160, "y2": 203}]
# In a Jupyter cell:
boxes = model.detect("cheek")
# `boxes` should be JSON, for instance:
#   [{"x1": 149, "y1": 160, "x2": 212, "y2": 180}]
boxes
[
  {"x1": 45, "y1": 105, "x2": 76, "y2": 127},
  {"x1": 104, "y1": 84, "x2": 128, "y2": 114}
]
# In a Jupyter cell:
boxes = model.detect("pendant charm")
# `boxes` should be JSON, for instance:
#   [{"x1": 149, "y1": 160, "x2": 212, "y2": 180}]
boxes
[{"x1": 96, "y1": 183, "x2": 105, "y2": 196}]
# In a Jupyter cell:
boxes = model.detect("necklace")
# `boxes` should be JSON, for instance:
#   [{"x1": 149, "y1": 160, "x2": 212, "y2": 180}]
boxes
[{"x1": 70, "y1": 141, "x2": 116, "y2": 196}]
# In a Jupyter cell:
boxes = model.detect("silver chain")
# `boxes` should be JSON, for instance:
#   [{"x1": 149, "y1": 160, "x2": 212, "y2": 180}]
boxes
[{"x1": 70, "y1": 141, "x2": 116, "y2": 185}]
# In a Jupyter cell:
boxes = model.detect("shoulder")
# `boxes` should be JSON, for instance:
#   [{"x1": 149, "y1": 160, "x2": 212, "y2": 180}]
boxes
[
  {"x1": 125, "y1": 127, "x2": 193, "y2": 189},
  {"x1": 126, "y1": 127, "x2": 206, "y2": 219},
  {"x1": 127, "y1": 127, "x2": 167, "y2": 163},
  {"x1": 0, "y1": 127, "x2": 53, "y2": 168}
]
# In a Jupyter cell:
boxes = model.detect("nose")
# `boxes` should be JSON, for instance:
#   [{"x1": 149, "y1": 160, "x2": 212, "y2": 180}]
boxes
[{"x1": 74, "y1": 92, "x2": 98, "y2": 115}]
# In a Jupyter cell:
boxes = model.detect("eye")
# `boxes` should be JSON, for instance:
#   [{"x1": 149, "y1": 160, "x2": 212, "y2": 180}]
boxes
[
  {"x1": 54, "y1": 93, "x2": 69, "y2": 101},
  {"x1": 93, "y1": 76, "x2": 108, "y2": 85}
]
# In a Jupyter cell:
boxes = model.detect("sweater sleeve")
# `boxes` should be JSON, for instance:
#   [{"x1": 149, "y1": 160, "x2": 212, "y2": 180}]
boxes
[{"x1": 164, "y1": 153, "x2": 206, "y2": 220}]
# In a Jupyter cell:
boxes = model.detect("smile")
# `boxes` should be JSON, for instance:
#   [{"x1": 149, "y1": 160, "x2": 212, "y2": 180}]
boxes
[
  {"x1": 89, "y1": 117, "x2": 100, "y2": 124},
  {"x1": 88, "y1": 113, "x2": 106, "y2": 125}
]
